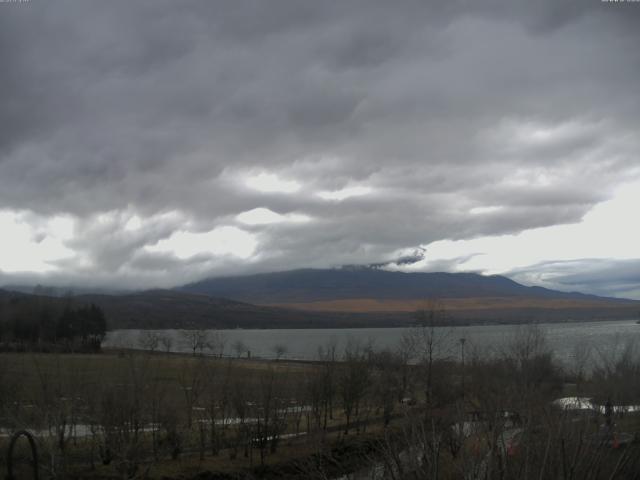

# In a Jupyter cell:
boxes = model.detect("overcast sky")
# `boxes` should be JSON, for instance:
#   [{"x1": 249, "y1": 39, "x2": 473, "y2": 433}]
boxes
[{"x1": 1, "y1": 0, "x2": 640, "y2": 298}]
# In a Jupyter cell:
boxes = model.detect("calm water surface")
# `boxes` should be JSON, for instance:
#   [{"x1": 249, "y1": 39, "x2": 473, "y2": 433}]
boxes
[{"x1": 104, "y1": 319, "x2": 640, "y2": 367}]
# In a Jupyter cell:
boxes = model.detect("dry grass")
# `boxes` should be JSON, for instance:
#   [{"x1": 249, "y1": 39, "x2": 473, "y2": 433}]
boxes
[{"x1": 0, "y1": 351, "x2": 314, "y2": 406}]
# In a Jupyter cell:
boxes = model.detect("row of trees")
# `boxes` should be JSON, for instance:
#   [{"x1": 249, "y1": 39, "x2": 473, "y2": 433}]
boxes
[
  {"x1": 0, "y1": 295, "x2": 107, "y2": 351},
  {"x1": 136, "y1": 329, "x2": 290, "y2": 360}
]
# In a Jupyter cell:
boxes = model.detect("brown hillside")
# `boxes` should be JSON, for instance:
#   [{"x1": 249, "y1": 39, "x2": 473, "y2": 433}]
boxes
[{"x1": 265, "y1": 297, "x2": 638, "y2": 313}]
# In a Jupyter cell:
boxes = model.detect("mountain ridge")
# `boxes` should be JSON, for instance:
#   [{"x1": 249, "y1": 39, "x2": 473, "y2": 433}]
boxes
[
  {"x1": 179, "y1": 268, "x2": 622, "y2": 304},
  {"x1": 2, "y1": 269, "x2": 638, "y2": 330}
]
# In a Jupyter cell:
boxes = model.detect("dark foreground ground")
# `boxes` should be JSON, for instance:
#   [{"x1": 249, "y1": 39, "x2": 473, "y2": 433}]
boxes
[{"x1": 3, "y1": 329, "x2": 640, "y2": 479}]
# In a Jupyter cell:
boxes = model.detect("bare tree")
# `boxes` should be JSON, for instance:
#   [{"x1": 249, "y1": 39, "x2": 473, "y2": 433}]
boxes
[
  {"x1": 306, "y1": 365, "x2": 325, "y2": 434},
  {"x1": 31, "y1": 354, "x2": 87, "y2": 476},
  {"x1": 96, "y1": 353, "x2": 149, "y2": 478},
  {"x1": 181, "y1": 329, "x2": 210, "y2": 356},
  {"x1": 569, "y1": 338, "x2": 592, "y2": 395},
  {"x1": 338, "y1": 339, "x2": 371, "y2": 434},
  {"x1": 204, "y1": 359, "x2": 232, "y2": 456},
  {"x1": 404, "y1": 299, "x2": 453, "y2": 407},
  {"x1": 592, "y1": 337, "x2": 640, "y2": 406},
  {"x1": 233, "y1": 339, "x2": 247, "y2": 358},
  {"x1": 144, "y1": 356, "x2": 168, "y2": 461},
  {"x1": 159, "y1": 333, "x2": 173, "y2": 354},
  {"x1": 208, "y1": 330, "x2": 226, "y2": 358},
  {"x1": 229, "y1": 368, "x2": 251, "y2": 460},
  {"x1": 177, "y1": 357, "x2": 206, "y2": 428},
  {"x1": 369, "y1": 349, "x2": 402, "y2": 426},
  {"x1": 271, "y1": 343, "x2": 288, "y2": 361},
  {"x1": 137, "y1": 331, "x2": 160, "y2": 353},
  {"x1": 317, "y1": 340, "x2": 338, "y2": 429}
]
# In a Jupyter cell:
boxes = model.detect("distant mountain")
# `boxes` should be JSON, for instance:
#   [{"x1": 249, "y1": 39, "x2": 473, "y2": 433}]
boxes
[
  {"x1": 176, "y1": 268, "x2": 640, "y2": 323},
  {"x1": 3, "y1": 273, "x2": 639, "y2": 331},
  {"x1": 75, "y1": 289, "x2": 395, "y2": 329},
  {"x1": 3, "y1": 269, "x2": 639, "y2": 331},
  {"x1": 179, "y1": 268, "x2": 613, "y2": 304}
]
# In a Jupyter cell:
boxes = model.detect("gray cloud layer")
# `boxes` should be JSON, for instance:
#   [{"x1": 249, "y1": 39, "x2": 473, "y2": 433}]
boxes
[
  {"x1": 510, "y1": 259, "x2": 640, "y2": 300},
  {"x1": 1, "y1": 0, "x2": 640, "y2": 294}
]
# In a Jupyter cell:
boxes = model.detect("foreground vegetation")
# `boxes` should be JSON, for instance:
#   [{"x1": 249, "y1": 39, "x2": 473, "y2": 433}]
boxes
[{"x1": 2, "y1": 320, "x2": 640, "y2": 479}]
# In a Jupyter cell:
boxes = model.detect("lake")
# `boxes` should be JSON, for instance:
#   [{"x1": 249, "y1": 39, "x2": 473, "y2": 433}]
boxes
[{"x1": 103, "y1": 319, "x2": 640, "y2": 368}]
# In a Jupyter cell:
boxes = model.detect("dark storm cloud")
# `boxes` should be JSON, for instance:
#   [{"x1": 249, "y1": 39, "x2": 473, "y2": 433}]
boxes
[{"x1": 1, "y1": 0, "x2": 640, "y2": 289}]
